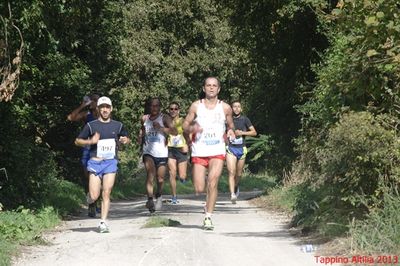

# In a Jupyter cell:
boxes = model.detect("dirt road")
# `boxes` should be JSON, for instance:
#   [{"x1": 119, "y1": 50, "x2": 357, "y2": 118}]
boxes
[{"x1": 14, "y1": 192, "x2": 318, "y2": 266}]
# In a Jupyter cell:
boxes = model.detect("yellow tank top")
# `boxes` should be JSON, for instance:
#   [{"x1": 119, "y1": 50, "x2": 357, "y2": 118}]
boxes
[{"x1": 168, "y1": 117, "x2": 186, "y2": 148}]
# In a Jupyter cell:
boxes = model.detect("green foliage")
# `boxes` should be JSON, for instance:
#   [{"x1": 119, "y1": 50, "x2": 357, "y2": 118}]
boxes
[
  {"x1": 349, "y1": 188, "x2": 400, "y2": 254},
  {"x1": 142, "y1": 217, "x2": 181, "y2": 228},
  {"x1": 317, "y1": 112, "x2": 399, "y2": 203},
  {"x1": 45, "y1": 179, "x2": 85, "y2": 217},
  {"x1": 114, "y1": 0, "x2": 249, "y2": 140},
  {"x1": 0, "y1": 207, "x2": 60, "y2": 265}
]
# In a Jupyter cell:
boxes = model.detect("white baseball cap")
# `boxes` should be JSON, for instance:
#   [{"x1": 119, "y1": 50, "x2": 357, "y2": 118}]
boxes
[{"x1": 97, "y1": 96, "x2": 112, "y2": 107}]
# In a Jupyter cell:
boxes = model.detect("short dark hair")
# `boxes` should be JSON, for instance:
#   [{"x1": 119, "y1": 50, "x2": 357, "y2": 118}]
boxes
[{"x1": 231, "y1": 100, "x2": 241, "y2": 105}]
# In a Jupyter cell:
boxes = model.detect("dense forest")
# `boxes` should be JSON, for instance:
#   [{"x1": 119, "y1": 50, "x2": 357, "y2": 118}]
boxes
[{"x1": 1, "y1": 0, "x2": 399, "y2": 255}]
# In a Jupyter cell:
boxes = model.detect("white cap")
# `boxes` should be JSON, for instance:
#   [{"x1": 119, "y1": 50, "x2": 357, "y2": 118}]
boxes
[{"x1": 97, "y1": 96, "x2": 112, "y2": 107}]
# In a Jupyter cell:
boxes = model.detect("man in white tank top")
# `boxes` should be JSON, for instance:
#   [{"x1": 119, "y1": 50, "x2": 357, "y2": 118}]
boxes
[
  {"x1": 138, "y1": 98, "x2": 177, "y2": 213},
  {"x1": 183, "y1": 77, "x2": 235, "y2": 230}
]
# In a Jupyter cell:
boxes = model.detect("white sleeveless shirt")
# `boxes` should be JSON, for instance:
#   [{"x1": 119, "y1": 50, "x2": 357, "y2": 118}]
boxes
[
  {"x1": 191, "y1": 100, "x2": 226, "y2": 157},
  {"x1": 143, "y1": 114, "x2": 168, "y2": 157}
]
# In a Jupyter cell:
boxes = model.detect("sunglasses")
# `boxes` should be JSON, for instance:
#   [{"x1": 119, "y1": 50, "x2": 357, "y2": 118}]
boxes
[{"x1": 169, "y1": 107, "x2": 179, "y2": 111}]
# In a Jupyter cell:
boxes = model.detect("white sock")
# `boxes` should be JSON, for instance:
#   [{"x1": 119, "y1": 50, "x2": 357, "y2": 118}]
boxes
[{"x1": 205, "y1": 212, "x2": 212, "y2": 218}]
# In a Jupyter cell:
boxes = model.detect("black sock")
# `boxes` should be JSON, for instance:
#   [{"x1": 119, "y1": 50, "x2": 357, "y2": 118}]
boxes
[
  {"x1": 148, "y1": 197, "x2": 153, "y2": 201},
  {"x1": 155, "y1": 192, "x2": 161, "y2": 198},
  {"x1": 234, "y1": 186, "x2": 238, "y2": 193}
]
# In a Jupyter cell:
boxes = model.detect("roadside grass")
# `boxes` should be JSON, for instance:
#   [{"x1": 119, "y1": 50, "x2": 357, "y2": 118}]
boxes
[
  {"x1": 0, "y1": 179, "x2": 83, "y2": 266},
  {"x1": 348, "y1": 188, "x2": 400, "y2": 255},
  {"x1": 261, "y1": 182, "x2": 400, "y2": 258},
  {"x1": 142, "y1": 216, "x2": 181, "y2": 228},
  {"x1": 0, "y1": 207, "x2": 60, "y2": 266}
]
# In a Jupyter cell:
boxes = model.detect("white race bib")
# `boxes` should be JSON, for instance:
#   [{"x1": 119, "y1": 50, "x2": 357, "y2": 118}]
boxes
[
  {"x1": 231, "y1": 137, "x2": 243, "y2": 145},
  {"x1": 171, "y1": 135, "x2": 183, "y2": 146},
  {"x1": 97, "y1": 138, "x2": 116, "y2": 159}
]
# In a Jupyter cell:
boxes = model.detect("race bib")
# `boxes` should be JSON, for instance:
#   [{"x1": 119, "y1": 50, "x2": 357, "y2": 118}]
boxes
[
  {"x1": 201, "y1": 129, "x2": 220, "y2": 146},
  {"x1": 231, "y1": 137, "x2": 243, "y2": 145},
  {"x1": 97, "y1": 138, "x2": 116, "y2": 159},
  {"x1": 146, "y1": 130, "x2": 160, "y2": 143},
  {"x1": 171, "y1": 135, "x2": 183, "y2": 146}
]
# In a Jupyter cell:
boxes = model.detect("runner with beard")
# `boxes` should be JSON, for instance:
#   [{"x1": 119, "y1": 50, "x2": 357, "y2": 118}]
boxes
[{"x1": 75, "y1": 96, "x2": 130, "y2": 233}]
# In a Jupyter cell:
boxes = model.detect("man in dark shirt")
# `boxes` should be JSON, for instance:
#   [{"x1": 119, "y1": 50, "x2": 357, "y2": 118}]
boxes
[
  {"x1": 75, "y1": 96, "x2": 130, "y2": 233},
  {"x1": 226, "y1": 100, "x2": 257, "y2": 204}
]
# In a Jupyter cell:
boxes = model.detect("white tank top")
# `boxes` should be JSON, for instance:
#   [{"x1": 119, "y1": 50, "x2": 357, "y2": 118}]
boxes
[
  {"x1": 191, "y1": 100, "x2": 226, "y2": 157},
  {"x1": 142, "y1": 114, "x2": 168, "y2": 157}
]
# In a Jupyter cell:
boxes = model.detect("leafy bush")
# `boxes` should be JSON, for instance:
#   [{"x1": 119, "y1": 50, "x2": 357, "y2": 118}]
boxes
[
  {"x1": 317, "y1": 111, "x2": 399, "y2": 205},
  {"x1": 45, "y1": 179, "x2": 85, "y2": 216},
  {"x1": 0, "y1": 207, "x2": 60, "y2": 265}
]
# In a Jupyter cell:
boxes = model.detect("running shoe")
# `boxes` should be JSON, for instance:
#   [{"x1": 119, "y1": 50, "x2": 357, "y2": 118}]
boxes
[
  {"x1": 98, "y1": 221, "x2": 110, "y2": 233},
  {"x1": 145, "y1": 198, "x2": 155, "y2": 213},
  {"x1": 171, "y1": 196, "x2": 178, "y2": 204},
  {"x1": 86, "y1": 192, "x2": 94, "y2": 204},
  {"x1": 235, "y1": 186, "x2": 240, "y2": 197},
  {"x1": 155, "y1": 196, "x2": 163, "y2": 210},
  {"x1": 88, "y1": 203, "x2": 96, "y2": 217},
  {"x1": 230, "y1": 193, "x2": 237, "y2": 204},
  {"x1": 203, "y1": 217, "x2": 214, "y2": 230}
]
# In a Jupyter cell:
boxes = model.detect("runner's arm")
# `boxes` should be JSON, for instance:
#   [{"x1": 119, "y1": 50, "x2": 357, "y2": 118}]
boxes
[
  {"x1": 118, "y1": 124, "x2": 131, "y2": 145},
  {"x1": 137, "y1": 115, "x2": 146, "y2": 145},
  {"x1": 161, "y1": 114, "x2": 178, "y2": 135},
  {"x1": 223, "y1": 102, "x2": 236, "y2": 139},
  {"x1": 67, "y1": 101, "x2": 90, "y2": 122},
  {"x1": 183, "y1": 102, "x2": 199, "y2": 134}
]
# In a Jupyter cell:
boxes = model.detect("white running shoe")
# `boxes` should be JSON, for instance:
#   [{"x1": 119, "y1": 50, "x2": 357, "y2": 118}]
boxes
[
  {"x1": 155, "y1": 196, "x2": 163, "y2": 210},
  {"x1": 230, "y1": 193, "x2": 237, "y2": 204},
  {"x1": 235, "y1": 186, "x2": 240, "y2": 197},
  {"x1": 98, "y1": 221, "x2": 110, "y2": 233}
]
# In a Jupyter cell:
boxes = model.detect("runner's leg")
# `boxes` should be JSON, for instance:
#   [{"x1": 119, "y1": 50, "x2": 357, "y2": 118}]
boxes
[
  {"x1": 88, "y1": 173, "x2": 102, "y2": 203},
  {"x1": 144, "y1": 156, "x2": 156, "y2": 197},
  {"x1": 192, "y1": 163, "x2": 207, "y2": 195},
  {"x1": 226, "y1": 152, "x2": 237, "y2": 195},
  {"x1": 156, "y1": 163, "x2": 166, "y2": 196},
  {"x1": 177, "y1": 158, "x2": 188, "y2": 181},
  {"x1": 205, "y1": 158, "x2": 224, "y2": 213},
  {"x1": 100, "y1": 173, "x2": 116, "y2": 221},
  {"x1": 168, "y1": 157, "x2": 177, "y2": 197},
  {"x1": 235, "y1": 158, "x2": 246, "y2": 188}
]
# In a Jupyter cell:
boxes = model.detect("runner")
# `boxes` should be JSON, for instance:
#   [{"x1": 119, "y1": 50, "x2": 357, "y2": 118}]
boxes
[
  {"x1": 138, "y1": 98, "x2": 177, "y2": 213},
  {"x1": 75, "y1": 96, "x2": 130, "y2": 233},
  {"x1": 67, "y1": 93, "x2": 100, "y2": 217},
  {"x1": 183, "y1": 77, "x2": 235, "y2": 230},
  {"x1": 167, "y1": 102, "x2": 189, "y2": 204},
  {"x1": 226, "y1": 100, "x2": 257, "y2": 204}
]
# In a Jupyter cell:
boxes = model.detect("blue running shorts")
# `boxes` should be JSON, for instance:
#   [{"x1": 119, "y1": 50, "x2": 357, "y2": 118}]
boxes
[
  {"x1": 87, "y1": 159, "x2": 118, "y2": 178},
  {"x1": 226, "y1": 146, "x2": 247, "y2": 160}
]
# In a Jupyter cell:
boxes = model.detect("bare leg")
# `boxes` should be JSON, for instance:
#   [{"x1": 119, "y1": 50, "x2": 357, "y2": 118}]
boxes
[
  {"x1": 100, "y1": 173, "x2": 116, "y2": 221},
  {"x1": 177, "y1": 159, "x2": 188, "y2": 181},
  {"x1": 88, "y1": 173, "x2": 102, "y2": 202},
  {"x1": 144, "y1": 157, "x2": 156, "y2": 197},
  {"x1": 192, "y1": 163, "x2": 207, "y2": 195},
  {"x1": 156, "y1": 164, "x2": 166, "y2": 196},
  {"x1": 205, "y1": 158, "x2": 224, "y2": 214},
  {"x1": 226, "y1": 153, "x2": 237, "y2": 195},
  {"x1": 235, "y1": 158, "x2": 246, "y2": 187},
  {"x1": 168, "y1": 158, "x2": 177, "y2": 197}
]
